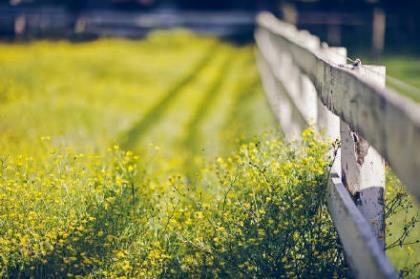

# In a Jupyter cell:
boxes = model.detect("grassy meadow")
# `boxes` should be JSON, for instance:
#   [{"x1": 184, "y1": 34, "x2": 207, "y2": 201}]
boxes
[{"x1": 0, "y1": 31, "x2": 418, "y2": 278}]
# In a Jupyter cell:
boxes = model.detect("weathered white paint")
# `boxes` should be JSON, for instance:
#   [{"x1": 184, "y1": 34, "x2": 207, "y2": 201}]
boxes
[
  {"x1": 340, "y1": 120, "x2": 386, "y2": 246},
  {"x1": 298, "y1": 71, "x2": 318, "y2": 124},
  {"x1": 257, "y1": 12, "x2": 420, "y2": 202},
  {"x1": 255, "y1": 29, "x2": 308, "y2": 139},
  {"x1": 317, "y1": 47, "x2": 346, "y2": 175},
  {"x1": 327, "y1": 168, "x2": 397, "y2": 279},
  {"x1": 256, "y1": 49, "x2": 305, "y2": 139},
  {"x1": 316, "y1": 47, "x2": 346, "y2": 136},
  {"x1": 340, "y1": 65, "x2": 386, "y2": 248},
  {"x1": 255, "y1": 28, "x2": 317, "y2": 128}
]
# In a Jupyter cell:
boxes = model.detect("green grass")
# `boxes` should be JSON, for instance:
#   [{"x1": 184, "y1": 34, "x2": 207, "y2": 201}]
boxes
[
  {"x1": 386, "y1": 172, "x2": 420, "y2": 278},
  {"x1": 368, "y1": 55, "x2": 420, "y2": 102}
]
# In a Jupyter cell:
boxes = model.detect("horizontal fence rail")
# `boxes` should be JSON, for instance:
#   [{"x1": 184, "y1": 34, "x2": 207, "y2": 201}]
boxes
[{"x1": 255, "y1": 12, "x2": 420, "y2": 278}]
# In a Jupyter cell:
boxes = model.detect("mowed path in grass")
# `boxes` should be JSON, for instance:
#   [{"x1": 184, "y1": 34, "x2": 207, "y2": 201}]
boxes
[
  {"x1": 121, "y1": 42, "x2": 277, "y2": 178},
  {"x1": 0, "y1": 31, "x2": 277, "y2": 177}
]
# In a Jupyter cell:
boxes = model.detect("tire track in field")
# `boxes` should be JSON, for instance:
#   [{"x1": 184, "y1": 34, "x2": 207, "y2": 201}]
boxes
[
  {"x1": 221, "y1": 77, "x2": 262, "y2": 149},
  {"x1": 222, "y1": 74, "x2": 280, "y2": 149},
  {"x1": 224, "y1": 78, "x2": 260, "y2": 128},
  {"x1": 182, "y1": 52, "x2": 235, "y2": 181},
  {"x1": 119, "y1": 44, "x2": 217, "y2": 149},
  {"x1": 220, "y1": 51, "x2": 279, "y2": 147}
]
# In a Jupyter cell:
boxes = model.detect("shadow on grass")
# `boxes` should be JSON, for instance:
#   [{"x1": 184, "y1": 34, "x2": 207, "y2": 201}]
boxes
[
  {"x1": 222, "y1": 78, "x2": 259, "y2": 135},
  {"x1": 182, "y1": 53, "x2": 234, "y2": 181},
  {"x1": 119, "y1": 44, "x2": 218, "y2": 150}
]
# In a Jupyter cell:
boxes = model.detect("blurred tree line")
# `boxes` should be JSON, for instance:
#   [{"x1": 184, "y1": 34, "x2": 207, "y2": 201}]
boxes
[
  {"x1": 2, "y1": 0, "x2": 419, "y2": 12},
  {"x1": 0, "y1": 0, "x2": 276, "y2": 11},
  {"x1": 0, "y1": 0, "x2": 418, "y2": 53}
]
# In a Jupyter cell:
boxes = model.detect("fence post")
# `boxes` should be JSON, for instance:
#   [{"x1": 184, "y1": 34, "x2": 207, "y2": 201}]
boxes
[
  {"x1": 317, "y1": 47, "x2": 347, "y2": 138},
  {"x1": 281, "y1": 3, "x2": 298, "y2": 25},
  {"x1": 340, "y1": 64, "x2": 386, "y2": 248},
  {"x1": 255, "y1": 28, "x2": 301, "y2": 139},
  {"x1": 14, "y1": 13, "x2": 26, "y2": 38},
  {"x1": 317, "y1": 47, "x2": 347, "y2": 174},
  {"x1": 372, "y1": 8, "x2": 386, "y2": 58},
  {"x1": 297, "y1": 31, "x2": 319, "y2": 126}
]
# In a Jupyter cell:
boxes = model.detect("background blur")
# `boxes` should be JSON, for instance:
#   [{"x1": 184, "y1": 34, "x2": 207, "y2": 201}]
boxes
[{"x1": 1, "y1": 0, "x2": 419, "y2": 55}]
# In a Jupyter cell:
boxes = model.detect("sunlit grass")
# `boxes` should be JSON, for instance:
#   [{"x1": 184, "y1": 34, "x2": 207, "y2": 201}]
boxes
[{"x1": 368, "y1": 55, "x2": 420, "y2": 102}]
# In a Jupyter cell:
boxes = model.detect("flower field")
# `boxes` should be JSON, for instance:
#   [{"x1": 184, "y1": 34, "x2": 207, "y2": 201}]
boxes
[{"x1": 0, "y1": 31, "x2": 417, "y2": 278}]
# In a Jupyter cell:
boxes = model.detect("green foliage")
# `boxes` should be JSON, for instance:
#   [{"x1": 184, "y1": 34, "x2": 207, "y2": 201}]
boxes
[
  {"x1": 0, "y1": 145, "x2": 150, "y2": 277},
  {"x1": 385, "y1": 171, "x2": 420, "y2": 278},
  {"x1": 156, "y1": 129, "x2": 349, "y2": 278},
  {"x1": 0, "y1": 130, "x2": 350, "y2": 278}
]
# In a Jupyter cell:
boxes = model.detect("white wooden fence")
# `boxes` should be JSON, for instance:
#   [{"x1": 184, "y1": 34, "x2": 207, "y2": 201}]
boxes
[{"x1": 255, "y1": 12, "x2": 420, "y2": 279}]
